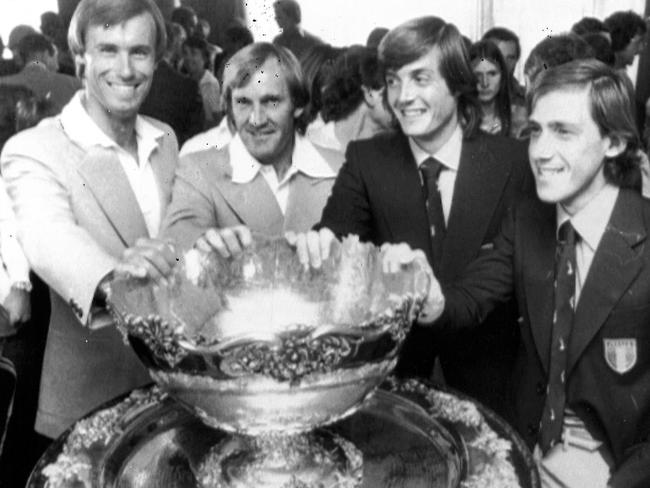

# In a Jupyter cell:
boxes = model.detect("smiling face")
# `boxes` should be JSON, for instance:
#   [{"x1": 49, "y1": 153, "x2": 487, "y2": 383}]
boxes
[
  {"x1": 473, "y1": 58, "x2": 502, "y2": 104},
  {"x1": 231, "y1": 57, "x2": 301, "y2": 167},
  {"x1": 528, "y1": 87, "x2": 622, "y2": 214},
  {"x1": 385, "y1": 47, "x2": 458, "y2": 152},
  {"x1": 80, "y1": 12, "x2": 156, "y2": 127}
]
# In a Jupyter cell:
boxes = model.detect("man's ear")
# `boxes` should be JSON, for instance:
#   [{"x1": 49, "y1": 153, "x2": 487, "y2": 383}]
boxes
[
  {"x1": 74, "y1": 54, "x2": 85, "y2": 80},
  {"x1": 361, "y1": 85, "x2": 378, "y2": 107},
  {"x1": 604, "y1": 134, "x2": 627, "y2": 159}
]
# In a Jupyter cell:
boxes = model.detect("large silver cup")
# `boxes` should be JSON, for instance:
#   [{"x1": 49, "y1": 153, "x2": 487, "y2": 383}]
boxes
[{"x1": 106, "y1": 235, "x2": 429, "y2": 487}]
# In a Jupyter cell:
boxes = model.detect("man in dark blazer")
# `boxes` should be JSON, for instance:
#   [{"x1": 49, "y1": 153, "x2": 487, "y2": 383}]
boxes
[
  {"x1": 140, "y1": 22, "x2": 203, "y2": 145},
  {"x1": 312, "y1": 16, "x2": 532, "y2": 415},
  {"x1": 415, "y1": 60, "x2": 649, "y2": 487}
]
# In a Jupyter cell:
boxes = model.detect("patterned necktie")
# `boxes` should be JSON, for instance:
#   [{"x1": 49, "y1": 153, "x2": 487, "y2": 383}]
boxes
[
  {"x1": 419, "y1": 157, "x2": 446, "y2": 273},
  {"x1": 539, "y1": 220, "x2": 578, "y2": 452}
]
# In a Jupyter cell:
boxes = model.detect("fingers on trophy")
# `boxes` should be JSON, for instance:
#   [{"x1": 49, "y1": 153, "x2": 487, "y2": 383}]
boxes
[{"x1": 116, "y1": 237, "x2": 179, "y2": 285}]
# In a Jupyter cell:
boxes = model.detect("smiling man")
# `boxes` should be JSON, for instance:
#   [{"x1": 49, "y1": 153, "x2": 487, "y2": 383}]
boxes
[
  {"x1": 303, "y1": 16, "x2": 532, "y2": 416},
  {"x1": 418, "y1": 59, "x2": 649, "y2": 487},
  {"x1": 161, "y1": 42, "x2": 343, "y2": 255},
  {"x1": 1, "y1": 0, "x2": 179, "y2": 439}
]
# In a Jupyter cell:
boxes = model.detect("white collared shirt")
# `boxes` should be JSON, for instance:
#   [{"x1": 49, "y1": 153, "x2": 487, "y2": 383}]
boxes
[
  {"x1": 408, "y1": 124, "x2": 463, "y2": 223},
  {"x1": 228, "y1": 132, "x2": 336, "y2": 214},
  {"x1": 556, "y1": 184, "x2": 619, "y2": 305},
  {"x1": 60, "y1": 92, "x2": 164, "y2": 237}
]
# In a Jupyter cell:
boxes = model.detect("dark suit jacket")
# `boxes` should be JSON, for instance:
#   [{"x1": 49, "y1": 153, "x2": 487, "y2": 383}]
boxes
[
  {"x1": 318, "y1": 131, "x2": 533, "y2": 408},
  {"x1": 140, "y1": 60, "x2": 204, "y2": 145},
  {"x1": 444, "y1": 189, "x2": 650, "y2": 488}
]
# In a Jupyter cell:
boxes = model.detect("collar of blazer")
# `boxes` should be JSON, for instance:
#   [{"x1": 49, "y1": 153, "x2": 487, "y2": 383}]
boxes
[
  {"x1": 523, "y1": 189, "x2": 646, "y2": 375},
  {"x1": 212, "y1": 140, "x2": 343, "y2": 233}
]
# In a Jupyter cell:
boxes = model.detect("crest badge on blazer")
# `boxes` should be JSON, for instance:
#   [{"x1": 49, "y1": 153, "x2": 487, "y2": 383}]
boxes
[{"x1": 603, "y1": 338, "x2": 637, "y2": 374}]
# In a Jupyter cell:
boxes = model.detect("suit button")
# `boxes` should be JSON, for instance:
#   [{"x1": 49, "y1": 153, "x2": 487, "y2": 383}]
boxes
[
  {"x1": 536, "y1": 381, "x2": 545, "y2": 396},
  {"x1": 527, "y1": 423, "x2": 538, "y2": 437}
]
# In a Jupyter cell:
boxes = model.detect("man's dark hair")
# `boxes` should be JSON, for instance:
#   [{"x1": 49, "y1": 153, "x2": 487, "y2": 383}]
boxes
[
  {"x1": 529, "y1": 59, "x2": 641, "y2": 188},
  {"x1": 482, "y1": 26, "x2": 521, "y2": 60},
  {"x1": 183, "y1": 35, "x2": 210, "y2": 66},
  {"x1": 18, "y1": 34, "x2": 55, "y2": 62},
  {"x1": 524, "y1": 33, "x2": 594, "y2": 85},
  {"x1": 223, "y1": 23, "x2": 254, "y2": 49},
  {"x1": 604, "y1": 11, "x2": 647, "y2": 53},
  {"x1": 68, "y1": 0, "x2": 166, "y2": 62},
  {"x1": 321, "y1": 46, "x2": 380, "y2": 123},
  {"x1": 300, "y1": 43, "x2": 344, "y2": 122},
  {"x1": 571, "y1": 17, "x2": 609, "y2": 37},
  {"x1": 222, "y1": 42, "x2": 309, "y2": 134},
  {"x1": 171, "y1": 6, "x2": 197, "y2": 36},
  {"x1": 273, "y1": 0, "x2": 301, "y2": 25},
  {"x1": 40, "y1": 11, "x2": 63, "y2": 40},
  {"x1": 583, "y1": 33, "x2": 615, "y2": 66},
  {"x1": 469, "y1": 40, "x2": 512, "y2": 136},
  {"x1": 379, "y1": 16, "x2": 481, "y2": 139},
  {"x1": 0, "y1": 85, "x2": 56, "y2": 150}
]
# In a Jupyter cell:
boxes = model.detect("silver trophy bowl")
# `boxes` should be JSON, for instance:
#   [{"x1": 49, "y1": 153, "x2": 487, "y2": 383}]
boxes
[{"x1": 106, "y1": 235, "x2": 428, "y2": 487}]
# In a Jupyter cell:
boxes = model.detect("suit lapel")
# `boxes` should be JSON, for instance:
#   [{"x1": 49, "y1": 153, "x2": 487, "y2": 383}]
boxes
[
  {"x1": 523, "y1": 201, "x2": 557, "y2": 374},
  {"x1": 216, "y1": 163, "x2": 285, "y2": 236},
  {"x1": 568, "y1": 190, "x2": 645, "y2": 374},
  {"x1": 149, "y1": 136, "x2": 176, "y2": 214},
  {"x1": 378, "y1": 133, "x2": 434, "y2": 264},
  {"x1": 76, "y1": 146, "x2": 148, "y2": 246},
  {"x1": 440, "y1": 136, "x2": 511, "y2": 281},
  {"x1": 284, "y1": 173, "x2": 333, "y2": 232}
]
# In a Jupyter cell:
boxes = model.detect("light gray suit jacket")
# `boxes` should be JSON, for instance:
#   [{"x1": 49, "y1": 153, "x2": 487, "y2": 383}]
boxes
[
  {"x1": 1, "y1": 113, "x2": 178, "y2": 437},
  {"x1": 162, "y1": 138, "x2": 345, "y2": 249}
]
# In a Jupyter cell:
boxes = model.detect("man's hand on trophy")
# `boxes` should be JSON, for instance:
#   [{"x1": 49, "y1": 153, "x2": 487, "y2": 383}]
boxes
[
  {"x1": 194, "y1": 225, "x2": 253, "y2": 258},
  {"x1": 379, "y1": 242, "x2": 445, "y2": 325},
  {"x1": 115, "y1": 237, "x2": 178, "y2": 286},
  {"x1": 285, "y1": 227, "x2": 336, "y2": 269}
]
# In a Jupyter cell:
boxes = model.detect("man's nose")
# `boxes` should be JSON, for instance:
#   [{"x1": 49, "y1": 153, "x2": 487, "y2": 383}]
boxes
[
  {"x1": 248, "y1": 104, "x2": 267, "y2": 126},
  {"x1": 117, "y1": 52, "x2": 134, "y2": 78}
]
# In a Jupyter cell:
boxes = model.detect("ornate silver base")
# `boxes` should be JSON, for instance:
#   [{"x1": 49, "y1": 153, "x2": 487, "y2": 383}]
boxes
[{"x1": 196, "y1": 431, "x2": 363, "y2": 488}]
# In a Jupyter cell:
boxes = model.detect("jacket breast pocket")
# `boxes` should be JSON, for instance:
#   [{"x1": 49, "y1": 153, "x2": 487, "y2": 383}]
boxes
[{"x1": 600, "y1": 305, "x2": 650, "y2": 376}]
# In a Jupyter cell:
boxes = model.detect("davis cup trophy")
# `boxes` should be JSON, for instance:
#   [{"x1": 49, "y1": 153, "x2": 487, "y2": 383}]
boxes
[{"x1": 103, "y1": 235, "x2": 429, "y2": 487}]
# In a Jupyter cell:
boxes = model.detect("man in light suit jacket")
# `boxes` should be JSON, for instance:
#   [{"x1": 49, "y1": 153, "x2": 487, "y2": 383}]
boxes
[
  {"x1": 294, "y1": 17, "x2": 533, "y2": 416},
  {"x1": 162, "y1": 42, "x2": 343, "y2": 253},
  {"x1": 0, "y1": 33, "x2": 80, "y2": 114},
  {"x1": 1, "y1": 0, "x2": 179, "y2": 439}
]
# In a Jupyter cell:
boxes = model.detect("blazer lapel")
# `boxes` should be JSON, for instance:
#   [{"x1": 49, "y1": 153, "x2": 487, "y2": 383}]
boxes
[
  {"x1": 216, "y1": 169, "x2": 285, "y2": 236},
  {"x1": 76, "y1": 146, "x2": 149, "y2": 247},
  {"x1": 568, "y1": 191, "x2": 645, "y2": 374},
  {"x1": 379, "y1": 133, "x2": 434, "y2": 264},
  {"x1": 440, "y1": 136, "x2": 511, "y2": 281},
  {"x1": 284, "y1": 173, "x2": 334, "y2": 233},
  {"x1": 523, "y1": 201, "x2": 557, "y2": 374},
  {"x1": 149, "y1": 136, "x2": 176, "y2": 213}
]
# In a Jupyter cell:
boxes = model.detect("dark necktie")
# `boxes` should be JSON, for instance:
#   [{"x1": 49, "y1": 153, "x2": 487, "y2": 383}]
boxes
[
  {"x1": 419, "y1": 157, "x2": 446, "y2": 273},
  {"x1": 539, "y1": 220, "x2": 578, "y2": 452}
]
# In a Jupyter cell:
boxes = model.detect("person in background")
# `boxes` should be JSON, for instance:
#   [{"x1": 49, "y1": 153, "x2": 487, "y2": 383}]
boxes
[
  {"x1": 273, "y1": 0, "x2": 323, "y2": 60},
  {"x1": 0, "y1": 33, "x2": 81, "y2": 114},
  {"x1": 571, "y1": 16, "x2": 611, "y2": 43},
  {"x1": 366, "y1": 27, "x2": 389, "y2": 51},
  {"x1": 213, "y1": 22, "x2": 254, "y2": 83},
  {"x1": 482, "y1": 27, "x2": 525, "y2": 106},
  {"x1": 299, "y1": 44, "x2": 344, "y2": 125},
  {"x1": 196, "y1": 17, "x2": 222, "y2": 73},
  {"x1": 171, "y1": 5, "x2": 198, "y2": 38},
  {"x1": 604, "y1": 11, "x2": 647, "y2": 72},
  {"x1": 163, "y1": 42, "x2": 344, "y2": 253},
  {"x1": 183, "y1": 35, "x2": 222, "y2": 128},
  {"x1": 306, "y1": 46, "x2": 395, "y2": 152},
  {"x1": 6, "y1": 25, "x2": 38, "y2": 70},
  {"x1": 40, "y1": 11, "x2": 75, "y2": 76},
  {"x1": 469, "y1": 40, "x2": 525, "y2": 138},
  {"x1": 1, "y1": 0, "x2": 179, "y2": 441},
  {"x1": 140, "y1": 22, "x2": 204, "y2": 145},
  {"x1": 524, "y1": 33, "x2": 594, "y2": 88},
  {"x1": 0, "y1": 84, "x2": 56, "y2": 487},
  {"x1": 583, "y1": 32, "x2": 616, "y2": 67}
]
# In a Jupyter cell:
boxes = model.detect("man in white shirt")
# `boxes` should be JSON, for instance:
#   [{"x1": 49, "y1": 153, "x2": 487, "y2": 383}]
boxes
[
  {"x1": 162, "y1": 42, "x2": 343, "y2": 253},
  {"x1": 182, "y1": 35, "x2": 222, "y2": 127},
  {"x1": 1, "y1": 0, "x2": 179, "y2": 439}
]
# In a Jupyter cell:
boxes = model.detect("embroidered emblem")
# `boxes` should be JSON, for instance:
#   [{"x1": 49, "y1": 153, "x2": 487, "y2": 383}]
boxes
[{"x1": 603, "y1": 338, "x2": 637, "y2": 374}]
